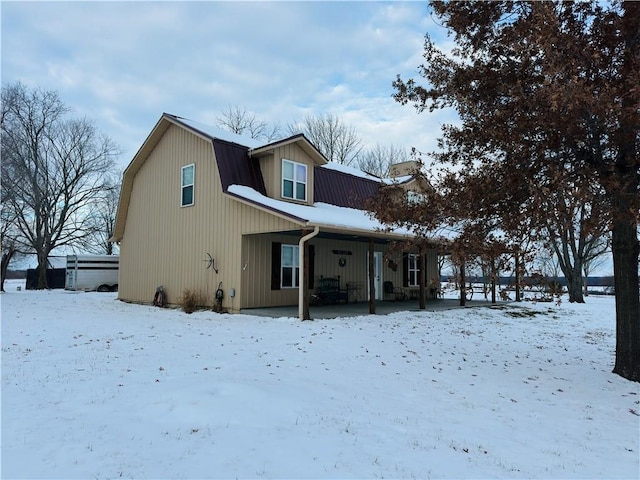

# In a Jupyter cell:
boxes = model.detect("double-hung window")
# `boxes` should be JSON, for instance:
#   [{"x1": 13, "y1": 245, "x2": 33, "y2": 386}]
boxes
[
  {"x1": 407, "y1": 191, "x2": 425, "y2": 204},
  {"x1": 408, "y1": 253, "x2": 420, "y2": 287},
  {"x1": 281, "y1": 244, "x2": 299, "y2": 288},
  {"x1": 181, "y1": 164, "x2": 195, "y2": 207},
  {"x1": 282, "y1": 159, "x2": 307, "y2": 201}
]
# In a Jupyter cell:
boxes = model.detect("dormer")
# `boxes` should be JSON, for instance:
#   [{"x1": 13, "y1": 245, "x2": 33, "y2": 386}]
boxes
[
  {"x1": 249, "y1": 134, "x2": 328, "y2": 206},
  {"x1": 384, "y1": 161, "x2": 434, "y2": 205}
]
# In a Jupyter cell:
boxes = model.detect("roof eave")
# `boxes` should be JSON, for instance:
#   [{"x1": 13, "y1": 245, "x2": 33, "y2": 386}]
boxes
[
  {"x1": 224, "y1": 191, "x2": 308, "y2": 225},
  {"x1": 225, "y1": 191, "x2": 415, "y2": 241},
  {"x1": 306, "y1": 222, "x2": 412, "y2": 241},
  {"x1": 249, "y1": 134, "x2": 328, "y2": 165}
]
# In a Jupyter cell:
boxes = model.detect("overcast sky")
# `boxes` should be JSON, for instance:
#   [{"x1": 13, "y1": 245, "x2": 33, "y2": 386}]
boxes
[{"x1": 1, "y1": 1, "x2": 458, "y2": 170}]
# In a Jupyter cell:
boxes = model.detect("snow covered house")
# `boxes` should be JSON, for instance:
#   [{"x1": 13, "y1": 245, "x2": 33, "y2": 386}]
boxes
[{"x1": 111, "y1": 113, "x2": 440, "y2": 317}]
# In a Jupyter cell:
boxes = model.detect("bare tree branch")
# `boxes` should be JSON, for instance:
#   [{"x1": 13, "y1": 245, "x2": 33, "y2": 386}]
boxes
[{"x1": 287, "y1": 113, "x2": 363, "y2": 166}]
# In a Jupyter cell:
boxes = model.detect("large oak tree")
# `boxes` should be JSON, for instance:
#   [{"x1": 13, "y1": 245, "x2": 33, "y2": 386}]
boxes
[{"x1": 392, "y1": 1, "x2": 639, "y2": 381}]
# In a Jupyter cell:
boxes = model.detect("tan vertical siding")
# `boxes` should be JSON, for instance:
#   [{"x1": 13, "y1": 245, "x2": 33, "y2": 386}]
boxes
[
  {"x1": 119, "y1": 126, "x2": 216, "y2": 306},
  {"x1": 239, "y1": 235, "x2": 411, "y2": 309},
  {"x1": 118, "y1": 122, "x2": 440, "y2": 312},
  {"x1": 119, "y1": 125, "x2": 303, "y2": 310},
  {"x1": 259, "y1": 144, "x2": 315, "y2": 206},
  {"x1": 259, "y1": 154, "x2": 276, "y2": 198}
]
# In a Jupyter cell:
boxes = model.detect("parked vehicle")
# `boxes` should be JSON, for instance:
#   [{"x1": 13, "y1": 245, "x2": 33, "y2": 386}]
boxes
[{"x1": 65, "y1": 255, "x2": 119, "y2": 292}]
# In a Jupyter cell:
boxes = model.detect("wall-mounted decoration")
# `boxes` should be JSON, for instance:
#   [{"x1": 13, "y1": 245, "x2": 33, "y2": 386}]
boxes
[
  {"x1": 338, "y1": 257, "x2": 347, "y2": 267},
  {"x1": 203, "y1": 253, "x2": 219, "y2": 273},
  {"x1": 387, "y1": 259, "x2": 398, "y2": 272},
  {"x1": 332, "y1": 249, "x2": 353, "y2": 256}
]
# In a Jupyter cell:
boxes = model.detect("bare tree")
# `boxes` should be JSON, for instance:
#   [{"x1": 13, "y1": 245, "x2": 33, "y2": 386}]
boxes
[
  {"x1": 582, "y1": 236, "x2": 611, "y2": 296},
  {"x1": 536, "y1": 247, "x2": 562, "y2": 281},
  {"x1": 82, "y1": 174, "x2": 121, "y2": 255},
  {"x1": 1, "y1": 173, "x2": 22, "y2": 292},
  {"x1": 216, "y1": 105, "x2": 281, "y2": 142},
  {"x1": 357, "y1": 143, "x2": 408, "y2": 177},
  {"x1": 541, "y1": 168, "x2": 611, "y2": 303},
  {"x1": 287, "y1": 113, "x2": 363, "y2": 166},
  {"x1": 1, "y1": 82, "x2": 120, "y2": 288}
]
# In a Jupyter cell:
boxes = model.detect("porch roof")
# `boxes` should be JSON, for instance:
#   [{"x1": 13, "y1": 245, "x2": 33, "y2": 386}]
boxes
[{"x1": 226, "y1": 184, "x2": 414, "y2": 240}]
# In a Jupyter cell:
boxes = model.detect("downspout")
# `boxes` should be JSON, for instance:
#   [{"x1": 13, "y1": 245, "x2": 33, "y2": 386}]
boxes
[{"x1": 299, "y1": 225, "x2": 320, "y2": 320}]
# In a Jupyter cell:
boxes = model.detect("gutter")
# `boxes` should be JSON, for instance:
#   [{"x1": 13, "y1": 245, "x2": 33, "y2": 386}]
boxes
[{"x1": 298, "y1": 225, "x2": 320, "y2": 320}]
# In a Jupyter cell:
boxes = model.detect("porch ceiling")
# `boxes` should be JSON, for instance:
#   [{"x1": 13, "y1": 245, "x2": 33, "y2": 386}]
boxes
[{"x1": 275, "y1": 229, "x2": 395, "y2": 245}]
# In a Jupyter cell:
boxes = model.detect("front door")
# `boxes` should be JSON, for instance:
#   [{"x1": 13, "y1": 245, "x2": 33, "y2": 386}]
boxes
[{"x1": 367, "y1": 251, "x2": 384, "y2": 300}]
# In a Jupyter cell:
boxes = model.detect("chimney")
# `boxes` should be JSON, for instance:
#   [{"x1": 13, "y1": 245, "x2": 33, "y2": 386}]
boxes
[{"x1": 388, "y1": 160, "x2": 419, "y2": 178}]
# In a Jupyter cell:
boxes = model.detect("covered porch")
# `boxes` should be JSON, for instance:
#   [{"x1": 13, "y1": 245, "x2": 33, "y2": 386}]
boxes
[{"x1": 240, "y1": 226, "x2": 441, "y2": 319}]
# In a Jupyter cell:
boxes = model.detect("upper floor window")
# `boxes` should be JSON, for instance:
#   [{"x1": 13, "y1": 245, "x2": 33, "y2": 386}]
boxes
[
  {"x1": 181, "y1": 164, "x2": 194, "y2": 207},
  {"x1": 282, "y1": 159, "x2": 307, "y2": 201}
]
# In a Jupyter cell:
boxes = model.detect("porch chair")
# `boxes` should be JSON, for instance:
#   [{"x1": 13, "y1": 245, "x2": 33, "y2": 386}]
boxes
[
  {"x1": 383, "y1": 281, "x2": 407, "y2": 301},
  {"x1": 315, "y1": 276, "x2": 348, "y2": 304}
]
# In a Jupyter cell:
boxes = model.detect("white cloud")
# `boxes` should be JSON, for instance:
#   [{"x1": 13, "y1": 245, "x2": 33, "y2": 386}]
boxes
[{"x1": 2, "y1": 1, "x2": 456, "y2": 168}]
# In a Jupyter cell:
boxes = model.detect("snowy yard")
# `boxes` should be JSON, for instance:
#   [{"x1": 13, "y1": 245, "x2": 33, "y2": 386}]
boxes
[{"x1": 1, "y1": 280, "x2": 638, "y2": 479}]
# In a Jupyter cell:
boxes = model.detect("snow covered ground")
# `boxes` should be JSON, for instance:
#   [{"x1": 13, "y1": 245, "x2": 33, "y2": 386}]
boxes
[{"x1": 1, "y1": 280, "x2": 638, "y2": 479}]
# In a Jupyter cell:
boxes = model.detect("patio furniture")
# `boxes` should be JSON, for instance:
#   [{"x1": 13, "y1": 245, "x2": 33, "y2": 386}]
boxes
[
  {"x1": 315, "y1": 276, "x2": 348, "y2": 304},
  {"x1": 383, "y1": 281, "x2": 407, "y2": 301}
]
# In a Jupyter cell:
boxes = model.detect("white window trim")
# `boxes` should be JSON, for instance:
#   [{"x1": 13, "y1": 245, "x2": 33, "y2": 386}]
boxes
[
  {"x1": 281, "y1": 159, "x2": 307, "y2": 202},
  {"x1": 408, "y1": 253, "x2": 420, "y2": 287},
  {"x1": 181, "y1": 163, "x2": 195, "y2": 207},
  {"x1": 281, "y1": 244, "x2": 300, "y2": 289}
]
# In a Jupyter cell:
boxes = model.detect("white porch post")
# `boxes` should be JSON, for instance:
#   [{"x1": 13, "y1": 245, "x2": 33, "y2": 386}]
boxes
[{"x1": 298, "y1": 226, "x2": 320, "y2": 320}]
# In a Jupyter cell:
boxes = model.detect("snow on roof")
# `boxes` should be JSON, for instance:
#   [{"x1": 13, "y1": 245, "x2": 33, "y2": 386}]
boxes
[
  {"x1": 319, "y1": 162, "x2": 416, "y2": 186},
  {"x1": 383, "y1": 174, "x2": 414, "y2": 185},
  {"x1": 227, "y1": 185, "x2": 412, "y2": 237},
  {"x1": 320, "y1": 162, "x2": 381, "y2": 182},
  {"x1": 16, "y1": 255, "x2": 67, "y2": 270},
  {"x1": 173, "y1": 116, "x2": 264, "y2": 149}
]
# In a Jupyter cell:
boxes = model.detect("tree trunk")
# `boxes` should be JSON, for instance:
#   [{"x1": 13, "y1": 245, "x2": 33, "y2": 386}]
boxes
[
  {"x1": 611, "y1": 220, "x2": 640, "y2": 382},
  {"x1": 37, "y1": 252, "x2": 49, "y2": 289},
  {"x1": 550, "y1": 234, "x2": 585, "y2": 303},
  {"x1": 490, "y1": 257, "x2": 496, "y2": 304},
  {"x1": 611, "y1": 0, "x2": 640, "y2": 382},
  {"x1": 515, "y1": 252, "x2": 521, "y2": 302},
  {"x1": 459, "y1": 261, "x2": 466, "y2": 307},
  {"x1": 583, "y1": 276, "x2": 589, "y2": 297},
  {"x1": 1, "y1": 248, "x2": 16, "y2": 292},
  {"x1": 565, "y1": 268, "x2": 585, "y2": 303}
]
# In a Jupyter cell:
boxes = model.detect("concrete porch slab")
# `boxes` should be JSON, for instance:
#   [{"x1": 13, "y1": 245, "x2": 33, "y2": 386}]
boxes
[{"x1": 240, "y1": 298, "x2": 506, "y2": 319}]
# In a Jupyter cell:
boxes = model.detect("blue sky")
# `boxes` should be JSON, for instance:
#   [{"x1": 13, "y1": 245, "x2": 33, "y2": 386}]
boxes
[{"x1": 2, "y1": 1, "x2": 457, "y2": 171}]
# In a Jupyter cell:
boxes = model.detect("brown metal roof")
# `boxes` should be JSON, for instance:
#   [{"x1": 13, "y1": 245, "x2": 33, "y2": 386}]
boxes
[
  {"x1": 213, "y1": 139, "x2": 267, "y2": 195},
  {"x1": 112, "y1": 112, "x2": 387, "y2": 242},
  {"x1": 313, "y1": 166, "x2": 380, "y2": 209}
]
